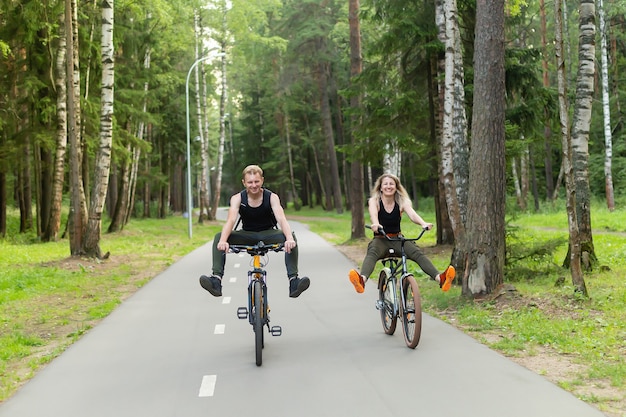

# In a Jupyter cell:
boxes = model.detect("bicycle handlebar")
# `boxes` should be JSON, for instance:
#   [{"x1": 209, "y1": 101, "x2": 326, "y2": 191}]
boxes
[
  {"x1": 364, "y1": 225, "x2": 427, "y2": 242},
  {"x1": 229, "y1": 241, "x2": 285, "y2": 256}
]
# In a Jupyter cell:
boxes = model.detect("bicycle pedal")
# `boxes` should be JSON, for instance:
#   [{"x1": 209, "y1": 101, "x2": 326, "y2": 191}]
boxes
[
  {"x1": 237, "y1": 307, "x2": 248, "y2": 319},
  {"x1": 270, "y1": 325, "x2": 282, "y2": 336}
]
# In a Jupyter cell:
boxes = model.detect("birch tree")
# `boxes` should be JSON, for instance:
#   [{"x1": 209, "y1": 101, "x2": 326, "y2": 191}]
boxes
[
  {"x1": 555, "y1": 0, "x2": 586, "y2": 295},
  {"x1": 83, "y1": 0, "x2": 114, "y2": 258},
  {"x1": 66, "y1": 0, "x2": 88, "y2": 256},
  {"x1": 44, "y1": 11, "x2": 68, "y2": 242},
  {"x1": 598, "y1": 0, "x2": 615, "y2": 212},
  {"x1": 436, "y1": 0, "x2": 469, "y2": 271},
  {"x1": 194, "y1": 11, "x2": 212, "y2": 222},
  {"x1": 569, "y1": 0, "x2": 596, "y2": 275}
]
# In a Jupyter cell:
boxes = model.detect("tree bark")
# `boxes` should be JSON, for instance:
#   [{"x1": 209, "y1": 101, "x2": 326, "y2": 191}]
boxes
[
  {"x1": 463, "y1": 0, "x2": 506, "y2": 297},
  {"x1": 83, "y1": 0, "x2": 115, "y2": 259},
  {"x1": 212, "y1": 42, "x2": 228, "y2": 218},
  {"x1": 317, "y1": 59, "x2": 343, "y2": 214},
  {"x1": 66, "y1": 0, "x2": 87, "y2": 256},
  {"x1": 348, "y1": 0, "x2": 365, "y2": 240},
  {"x1": 598, "y1": 0, "x2": 615, "y2": 212},
  {"x1": 555, "y1": 0, "x2": 586, "y2": 295},
  {"x1": 44, "y1": 12, "x2": 68, "y2": 242}
]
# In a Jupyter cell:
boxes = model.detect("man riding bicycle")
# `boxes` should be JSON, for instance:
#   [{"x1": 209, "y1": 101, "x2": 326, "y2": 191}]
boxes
[{"x1": 200, "y1": 164, "x2": 310, "y2": 298}]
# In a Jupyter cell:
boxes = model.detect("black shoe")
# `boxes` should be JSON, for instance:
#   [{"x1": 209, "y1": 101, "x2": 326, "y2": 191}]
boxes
[
  {"x1": 289, "y1": 276, "x2": 310, "y2": 298},
  {"x1": 199, "y1": 275, "x2": 222, "y2": 297}
]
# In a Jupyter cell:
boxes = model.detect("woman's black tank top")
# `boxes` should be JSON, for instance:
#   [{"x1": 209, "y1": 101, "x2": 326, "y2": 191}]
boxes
[{"x1": 377, "y1": 199, "x2": 401, "y2": 234}]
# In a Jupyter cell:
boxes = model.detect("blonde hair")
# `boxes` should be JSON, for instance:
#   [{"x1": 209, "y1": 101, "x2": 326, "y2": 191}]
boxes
[
  {"x1": 370, "y1": 173, "x2": 411, "y2": 207},
  {"x1": 242, "y1": 164, "x2": 264, "y2": 179}
]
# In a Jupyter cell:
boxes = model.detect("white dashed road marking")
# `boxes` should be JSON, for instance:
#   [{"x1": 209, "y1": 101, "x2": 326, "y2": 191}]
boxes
[
  {"x1": 222, "y1": 296, "x2": 231, "y2": 304},
  {"x1": 214, "y1": 324, "x2": 225, "y2": 334},
  {"x1": 198, "y1": 375, "x2": 217, "y2": 397}
]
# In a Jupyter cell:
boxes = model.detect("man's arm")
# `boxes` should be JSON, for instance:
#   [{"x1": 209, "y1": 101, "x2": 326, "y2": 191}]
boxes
[
  {"x1": 216, "y1": 193, "x2": 241, "y2": 252},
  {"x1": 269, "y1": 193, "x2": 296, "y2": 253}
]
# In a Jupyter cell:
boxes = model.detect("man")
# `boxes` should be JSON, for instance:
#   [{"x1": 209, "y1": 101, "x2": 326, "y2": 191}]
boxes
[{"x1": 199, "y1": 164, "x2": 310, "y2": 298}]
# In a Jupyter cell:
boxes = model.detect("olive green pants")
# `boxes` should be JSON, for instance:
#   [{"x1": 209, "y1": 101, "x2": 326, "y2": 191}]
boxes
[{"x1": 359, "y1": 237, "x2": 439, "y2": 279}]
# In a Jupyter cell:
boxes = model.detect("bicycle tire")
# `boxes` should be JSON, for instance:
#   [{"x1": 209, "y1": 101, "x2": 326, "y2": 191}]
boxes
[
  {"x1": 252, "y1": 280, "x2": 264, "y2": 366},
  {"x1": 401, "y1": 275, "x2": 422, "y2": 348},
  {"x1": 378, "y1": 269, "x2": 397, "y2": 335}
]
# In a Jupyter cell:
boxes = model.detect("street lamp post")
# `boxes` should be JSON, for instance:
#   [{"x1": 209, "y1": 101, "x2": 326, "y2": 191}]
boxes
[{"x1": 185, "y1": 50, "x2": 223, "y2": 238}]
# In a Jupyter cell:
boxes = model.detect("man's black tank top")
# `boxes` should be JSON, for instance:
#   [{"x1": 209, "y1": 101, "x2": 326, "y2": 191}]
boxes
[
  {"x1": 377, "y1": 199, "x2": 401, "y2": 234},
  {"x1": 239, "y1": 189, "x2": 278, "y2": 232}
]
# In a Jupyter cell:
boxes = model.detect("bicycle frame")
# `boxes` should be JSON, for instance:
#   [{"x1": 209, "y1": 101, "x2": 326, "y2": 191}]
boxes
[
  {"x1": 246, "y1": 256, "x2": 268, "y2": 326},
  {"x1": 231, "y1": 241, "x2": 284, "y2": 366},
  {"x1": 369, "y1": 225, "x2": 426, "y2": 348}
]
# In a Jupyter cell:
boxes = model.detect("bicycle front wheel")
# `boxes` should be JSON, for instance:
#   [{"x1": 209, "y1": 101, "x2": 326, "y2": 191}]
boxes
[
  {"x1": 401, "y1": 275, "x2": 422, "y2": 349},
  {"x1": 378, "y1": 269, "x2": 397, "y2": 335},
  {"x1": 252, "y1": 280, "x2": 264, "y2": 366}
]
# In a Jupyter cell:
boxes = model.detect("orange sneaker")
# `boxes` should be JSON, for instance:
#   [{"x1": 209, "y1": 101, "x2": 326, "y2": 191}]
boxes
[
  {"x1": 348, "y1": 269, "x2": 366, "y2": 293},
  {"x1": 439, "y1": 265, "x2": 456, "y2": 292}
]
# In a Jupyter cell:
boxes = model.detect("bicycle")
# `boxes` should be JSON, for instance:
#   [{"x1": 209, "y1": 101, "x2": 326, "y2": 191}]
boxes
[
  {"x1": 368, "y1": 225, "x2": 426, "y2": 349},
  {"x1": 230, "y1": 241, "x2": 284, "y2": 366}
]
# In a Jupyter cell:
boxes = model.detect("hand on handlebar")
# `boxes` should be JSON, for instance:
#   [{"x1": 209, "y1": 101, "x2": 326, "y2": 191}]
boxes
[
  {"x1": 217, "y1": 241, "x2": 230, "y2": 252},
  {"x1": 284, "y1": 239, "x2": 296, "y2": 253}
]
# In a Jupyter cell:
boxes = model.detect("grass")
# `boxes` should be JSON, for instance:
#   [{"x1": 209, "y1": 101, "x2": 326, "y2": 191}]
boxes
[
  {"x1": 0, "y1": 215, "x2": 222, "y2": 401},
  {"x1": 1, "y1": 203, "x2": 625, "y2": 415}
]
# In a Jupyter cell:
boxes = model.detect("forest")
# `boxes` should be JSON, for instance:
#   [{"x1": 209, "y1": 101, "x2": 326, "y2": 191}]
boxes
[{"x1": 0, "y1": 0, "x2": 623, "y2": 297}]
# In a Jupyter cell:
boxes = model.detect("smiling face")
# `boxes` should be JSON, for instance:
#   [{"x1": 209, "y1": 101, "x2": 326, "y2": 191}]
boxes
[
  {"x1": 379, "y1": 175, "x2": 398, "y2": 197},
  {"x1": 242, "y1": 172, "x2": 264, "y2": 197}
]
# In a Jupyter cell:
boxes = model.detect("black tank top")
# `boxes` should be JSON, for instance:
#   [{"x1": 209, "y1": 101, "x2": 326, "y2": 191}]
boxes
[
  {"x1": 239, "y1": 189, "x2": 278, "y2": 232},
  {"x1": 377, "y1": 199, "x2": 401, "y2": 234}
]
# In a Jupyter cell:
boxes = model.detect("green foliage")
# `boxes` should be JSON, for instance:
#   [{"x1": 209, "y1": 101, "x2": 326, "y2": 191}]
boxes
[{"x1": 0, "y1": 214, "x2": 221, "y2": 401}]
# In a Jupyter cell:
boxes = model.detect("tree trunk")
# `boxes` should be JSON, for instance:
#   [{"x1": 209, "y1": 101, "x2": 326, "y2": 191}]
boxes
[
  {"x1": 569, "y1": 0, "x2": 596, "y2": 274},
  {"x1": 283, "y1": 108, "x2": 301, "y2": 210},
  {"x1": 317, "y1": 60, "x2": 343, "y2": 214},
  {"x1": 66, "y1": 0, "x2": 87, "y2": 256},
  {"x1": 462, "y1": 0, "x2": 506, "y2": 297},
  {"x1": 193, "y1": 11, "x2": 211, "y2": 222},
  {"x1": 108, "y1": 145, "x2": 131, "y2": 233},
  {"x1": 83, "y1": 0, "x2": 114, "y2": 259},
  {"x1": 0, "y1": 173, "x2": 5, "y2": 237},
  {"x1": 438, "y1": 0, "x2": 469, "y2": 273},
  {"x1": 349, "y1": 0, "x2": 365, "y2": 240},
  {"x1": 539, "y1": 0, "x2": 555, "y2": 201},
  {"x1": 598, "y1": 0, "x2": 615, "y2": 212},
  {"x1": 43, "y1": 13, "x2": 67, "y2": 242},
  {"x1": 211, "y1": 42, "x2": 228, "y2": 218},
  {"x1": 555, "y1": 0, "x2": 586, "y2": 295}
]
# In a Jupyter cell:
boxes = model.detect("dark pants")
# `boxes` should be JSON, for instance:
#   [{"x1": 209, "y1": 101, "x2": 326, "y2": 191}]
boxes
[
  {"x1": 211, "y1": 229, "x2": 298, "y2": 278},
  {"x1": 360, "y1": 237, "x2": 439, "y2": 279}
]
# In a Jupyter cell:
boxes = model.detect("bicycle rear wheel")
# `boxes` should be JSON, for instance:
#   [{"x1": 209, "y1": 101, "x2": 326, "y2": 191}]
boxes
[
  {"x1": 378, "y1": 269, "x2": 397, "y2": 335},
  {"x1": 252, "y1": 280, "x2": 264, "y2": 366},
  {"x1": 401, "y1": 275, "x2": 422, "y2": 348}
]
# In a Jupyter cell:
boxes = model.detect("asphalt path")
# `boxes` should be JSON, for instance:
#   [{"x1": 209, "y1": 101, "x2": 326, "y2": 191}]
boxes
[{"x1": 0, "y1": 219, "x2": 607, "y2": 417}]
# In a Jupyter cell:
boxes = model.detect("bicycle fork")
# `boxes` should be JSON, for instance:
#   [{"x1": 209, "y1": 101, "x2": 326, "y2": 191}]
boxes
[{"x1": 236, "y1": 269, "x2": 282, "y2": 336}]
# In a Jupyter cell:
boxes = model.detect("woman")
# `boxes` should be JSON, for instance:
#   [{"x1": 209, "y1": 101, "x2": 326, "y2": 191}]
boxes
[{"x1": 348, "y1": 173, "x2": 455, "y2": 293}]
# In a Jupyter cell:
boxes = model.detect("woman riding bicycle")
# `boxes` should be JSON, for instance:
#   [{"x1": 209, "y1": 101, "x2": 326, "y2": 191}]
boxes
[{"x1": 348, "y1": 173, "x2": 455, "y2": 294}]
